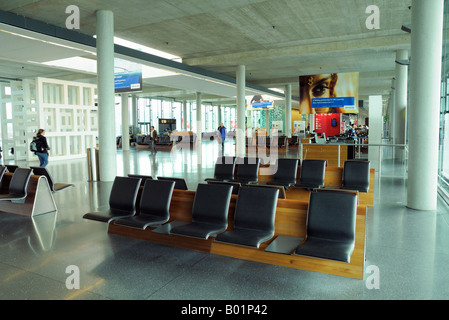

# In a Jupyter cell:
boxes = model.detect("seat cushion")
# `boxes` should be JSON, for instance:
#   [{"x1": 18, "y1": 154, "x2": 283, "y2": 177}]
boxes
[
  {"x1": 215, "y1": 228, "x2": 274, "y2": 248},
  {"x1": 266, "y1": 179, "x2": 296, "y2": 188},
  {"x1": 170, "y1": 222, "x2": 228, "y2": 239},
  {"x1": 114, "y1": 214, "x2": 169, "y2": 229},
  {"x1": 294, "y1": 237, "x2": 355, "y2": 263},
  {"x1": 83, "y1": 209, "x2": 134, "y2": 223},
  {"x1": 294, "y1": 182, "x2": 321, "y2": 189},
  {"x1": 340, "y1": 185, "x2": 369, "y2": 193}
]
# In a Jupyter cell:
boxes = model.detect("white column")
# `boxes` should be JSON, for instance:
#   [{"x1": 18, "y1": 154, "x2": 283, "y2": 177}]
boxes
[
  {"x1": 285, "y1": 84, "x2": 292, "y2": 138},
  {"x1": 394, "y1": 50, "x2": 408, "y2": 161},
  {"x1": 96, "y1": 10, "x2": 116, "y2": 181},
  {"x1": 246, "y1": 108, "x2": 252, "y2": 135},
  {"x1": 121, "y1": 94, "x2": 129, "y2": 151},
  {"x1": 196, "y1": 92, "x2": 202, "y2": 137},
  {"x1": 389, "y1": 78, "x2": 396, "y2": 143},
  {"x1": 131, "y1": 94, "x2": 137, "y2": 134},
  {"x1": 368, "y1": 95, "x2": 383, "y2": 172},
  {"x1": 217, "y1": 104, "x2": 222, "y2": 126},
  {"x1": 236, "y1": 65, "x2": 246, "y2": 157},
  {"x1": 407, "y1": 0, "x2": 444, "y2": 211},
  {"x1": 182, "y1": 100, "x2": 187, "y2": 130}
]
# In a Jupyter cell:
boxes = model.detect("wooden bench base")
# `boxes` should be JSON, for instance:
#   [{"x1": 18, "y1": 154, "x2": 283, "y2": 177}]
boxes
[
  {"x1": 0, "y1": 173, "x2": 57, "y2": 217},
  {"x1": 257, "y1": 166, "x2": 375, "y2": 207},
  {"x1": 108, "y1": 190, "x2": 367, "y2": 279}
]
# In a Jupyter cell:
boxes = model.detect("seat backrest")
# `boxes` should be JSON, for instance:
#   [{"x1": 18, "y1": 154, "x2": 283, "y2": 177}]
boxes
[
  {"x1": 109, "y1": 176, "x2": 141, "y2": 212},
  {"x1": 30, "y1": 167, "x2": 55, "y2": 190},
  {"x1": 139, "y1": 179, "x2": 175, "y2": 218},
  {"x1": 245, "y1": 184, "x2": 286, "y2": 199},
  {"x1": 128, "y1": 174, "x2": 153, "y2": 186},
  {"x1": 207, "y1": 180, "x2": 240, "y2": 194},
  {"x1": 235, "y1": 157, "x2": 260, "y2": 180},
  {"x1": 306, "y1": 190, "x2": 357, "y2": 242},
  {"x1": 278, "y1": 136, "x2": 286, "y2": 146},
  {"x1": 0, "y1": 166, "x2": 6, "y2": 181},
  {"x1": 234, "y1": 186, "x2": 278, "y2": 232},
  {"x1": 9, "y1": 168, "x2": 33, "y2": 196},
  {"x1": 192, "y1": 183, "x2": 233, "y2": 225},
  {"x1": 157, "y1": 176, "x2": 188, "y2": 190},
  {"x1": 291, "y1": 136, "x2": 298, "y2": 143},
  {"x1": 214, "y1": 156, "x2": 236, "y2": 180},
  {"x1": 342, "y1": 160, "x2": 370, "y2": 191},
  {"x1": 273, "y1": 158, "x2": 299, "y2": 181},
  {"x1": 300, "y1": 160, "x2": 327, "y2": 186},
  {"x1": 6, "y1": 165, "x2": 18, "y2": 173}
]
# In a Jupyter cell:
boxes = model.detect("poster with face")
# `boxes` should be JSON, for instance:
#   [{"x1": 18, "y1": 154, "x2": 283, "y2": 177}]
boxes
[{"x1": 299, "y1": 72, "x2": 359, "y2": 114}]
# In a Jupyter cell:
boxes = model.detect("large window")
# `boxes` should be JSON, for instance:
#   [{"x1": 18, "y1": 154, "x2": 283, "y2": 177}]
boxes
[
  {"x1": 134, "y1": 97, "x2": 229, "y2": 134},
  {"x1": 439, "y1": 1, "x2": 449, "y2": 202}
]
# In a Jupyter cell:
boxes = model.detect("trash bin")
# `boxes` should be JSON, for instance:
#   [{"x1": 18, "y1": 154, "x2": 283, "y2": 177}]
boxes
[{"x1": 87, "y1": 148, "x2": 100, "y2": 181}]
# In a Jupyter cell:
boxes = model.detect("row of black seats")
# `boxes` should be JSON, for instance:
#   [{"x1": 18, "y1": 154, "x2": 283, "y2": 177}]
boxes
[
  {"x1": 83, "y1": 176, "x2": 357, "y2": 262},
  {"x1": 205, "y1": 156, "x2": 370, "y2": 193},
  {"x1": 0, "y1": 166, "x2": 32, "y2": 201},
  {"x1": 128, "y1": 174, "x2": 188, "y2": 190},
  {"x1": 0, "y1": 165, "x2": 73, "y2": 198},
  {"x1": 83, "y1": 177, "x2": 279, "y2": 247}
]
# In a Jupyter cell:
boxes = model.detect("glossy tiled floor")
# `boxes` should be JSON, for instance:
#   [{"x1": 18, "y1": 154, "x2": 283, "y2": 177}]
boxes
[{"x1": 0, "y1": 140, "x2": 448, "y2": 300}]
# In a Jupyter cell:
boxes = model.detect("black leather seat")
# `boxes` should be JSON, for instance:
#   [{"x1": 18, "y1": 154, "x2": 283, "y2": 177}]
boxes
[
  {"x1": 265, "y1": 158, "x2": 299, "y2": 188},
  {"x1": 245, "y1": 184, "x2": 286, "y2": 199},
  {"x1": 294, "y1": 190, "x2": 357, "y2": 263},
  {"x1": 205, "y1": 156, "x2": 236, "y2": 182},
  {"x1": 0, "y1": 166, "x2": 6, "y2": 181},
  {"x1": 289, "y1": 135, "x2": 299, "y2": 145},
  {"x1": 214, "y1": 186, "x2": 278, "y2": 248},
  {"x1": 229, "y1": 157, "x2": 260, "y2": 184},
  {"x1": 114, "y1": 179, "x2": 175, "y2": 229},
  {"x1": 83, "y1": 176, "x2": 141, "y2": 223},
  {"x1": 294, "y1": 159, "x2": 327, "y2": 190},
  {"x1": 30, "y1": 167, "x2": 74, "y2": 192},
  {"x1": 0, "y1": 168, "x2": 32, "y2": 201},
  {"x1": 169, "y1": 183, "x2": 233, "y2": 239},
  {"x1": 128, "y1": 174, "x2": 153, "y2": 186},
  {"x1": 206, "y1": 180, "x2": 240, "y2": 194},
  {"x1": 278, "y1": 136, "x2": 287, "y2": 148},
  {"x1": 157, "y1": 176, "x2": 188, "y2": 190},
  {"x1": 5, "y1": 165, "x2": 18, "y2": 173},
  {"x1": 341, "y1": 160, "x2": 370, "y2": 192}
]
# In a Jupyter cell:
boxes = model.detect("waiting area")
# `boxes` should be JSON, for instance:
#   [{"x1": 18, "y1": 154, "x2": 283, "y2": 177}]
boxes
[{"x1": 0, "y1": 141, "x2": 448, "y2": 299}]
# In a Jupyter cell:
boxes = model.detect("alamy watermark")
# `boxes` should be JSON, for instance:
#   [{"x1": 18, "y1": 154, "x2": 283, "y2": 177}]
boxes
[
  {"x1": 366, "y1": 5, "x2": 380, "y2": 30},
  {"x1": 365, "y1": 265, "x2": 380, "y2": 290},
  {"x1": 65, "y1": 265, "x2": 80, "y2": 290},
  {"x1": 65, "y1": 5, "x2": 80, "y2": 30}
]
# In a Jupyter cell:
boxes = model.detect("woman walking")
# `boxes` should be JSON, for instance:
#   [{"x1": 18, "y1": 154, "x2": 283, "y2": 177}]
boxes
[{"x1": 33, "y1": 129, "x2": 50, "y2": 167}]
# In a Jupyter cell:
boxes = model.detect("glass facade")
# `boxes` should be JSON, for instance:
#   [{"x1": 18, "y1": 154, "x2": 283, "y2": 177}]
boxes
[
  {"x1": 119, "y1": 96, "x2": 235, "y2": 135},
  {"x1": 439, "y1": 0, "x2": 449, "y2": 201}
]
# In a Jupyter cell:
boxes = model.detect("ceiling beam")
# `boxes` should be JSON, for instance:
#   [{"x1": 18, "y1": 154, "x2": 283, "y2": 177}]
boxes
[{"x1": 183, "y1": 34, "x2": 411, "y2": 67}]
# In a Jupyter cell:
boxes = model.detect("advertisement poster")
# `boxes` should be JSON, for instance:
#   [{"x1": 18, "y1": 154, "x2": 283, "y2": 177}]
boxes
[
  {"x1": 314, "y1": 113, "x2": 344, "y2": 138},
  {"x1": 299, "y1": 72, "x2": 359, "y2": 114},
  {"x1": 114, "y1": 58, "x2": 143, "y2": 93},
  {"x1": 271, "y1": 121, "x2": 283, "y2": 132},
  {"x1": 248, "y1": 95, "x2": 274, "y2": 109},
  {"x1": 293, "y1": 120, "x2": 306, "y2": 133}
]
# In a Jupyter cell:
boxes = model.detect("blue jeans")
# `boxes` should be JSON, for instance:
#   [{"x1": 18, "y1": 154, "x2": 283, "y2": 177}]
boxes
[{"x1": 36, "y1": 152, "x2": 49, "y2": 167}]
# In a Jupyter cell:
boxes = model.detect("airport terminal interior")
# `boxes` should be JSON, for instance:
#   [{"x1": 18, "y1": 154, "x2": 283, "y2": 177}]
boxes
[{"x1": 0, "y1": 0, "x2": 449, "y2": 301}]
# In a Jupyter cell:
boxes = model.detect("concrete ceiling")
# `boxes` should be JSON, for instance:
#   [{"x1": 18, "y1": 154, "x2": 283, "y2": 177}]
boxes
[{"x1": 0, "y1": 0, "x2": 413, "y2": 110}]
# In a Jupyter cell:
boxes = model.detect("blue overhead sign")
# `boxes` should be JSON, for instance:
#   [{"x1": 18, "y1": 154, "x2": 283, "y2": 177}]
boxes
[
  {"x1": 114, "y1": 58, "x2": 142, "y2": 93},
  {"x1": 311, "y1": 97, "x2": 356, "y2": 111}
]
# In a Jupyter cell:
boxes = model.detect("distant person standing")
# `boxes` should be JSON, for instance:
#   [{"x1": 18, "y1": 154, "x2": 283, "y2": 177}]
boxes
[
  {"x1": 34, "y1": 129, "x2": 50, "y2": 167},
  {"x1": 217, "y1": 123, "x2": 226, "y2": 152},
  {"x1": 149, "y1": 126, "x2": 158, "y2": 154},
  {"x1": 349, "y1": 123, "x2": 358, "y2": 141}
]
